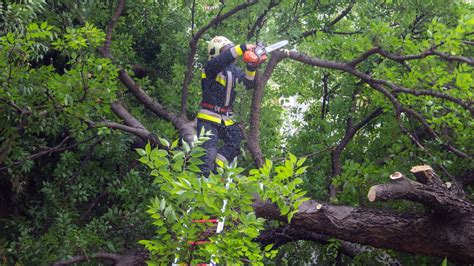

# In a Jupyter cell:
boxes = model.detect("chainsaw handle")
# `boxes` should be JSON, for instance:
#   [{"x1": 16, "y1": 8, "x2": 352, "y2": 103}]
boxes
[{"x1": 254, "y1": 41, "x2": 266, "y2": 59}]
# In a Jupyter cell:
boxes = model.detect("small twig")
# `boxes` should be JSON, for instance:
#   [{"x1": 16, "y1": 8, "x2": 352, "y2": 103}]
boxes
[
  {"x1": 191, "y1": 0, "x2": 196, "y2": 37},
  {"x1": 350, "y1": 45, "x2": 473, "y2": 66},
  {"x1": 79, "y1": 51, "x2": 89, "y2": 102},
  {"x1": 246, "y1": 0, "x2": 280, "y2": 41},
  {"x1": 45, "y1": 87, "x2": 61, "y2": 110},
  {"x1": 395, "y1": 113, "x2": 462, "y2": 191},
  {"x1": 1, "y1": 99, "x2": 31, "y2": 115},
  {"x1": 302, "y1": 0, "x2": 356, "y2": 38},
  {"x1": 274, "y1": 146, "x2": 336, "y2": 163},
  {"x1": 321, "y1": 73, "x2": 330, "y2": 119},
  {"x1": 462, "y1": 40, "x2": 474, "y2": 46},
  {"x1": 0, "y1": 135, "x2": 98, "y2": 171}
]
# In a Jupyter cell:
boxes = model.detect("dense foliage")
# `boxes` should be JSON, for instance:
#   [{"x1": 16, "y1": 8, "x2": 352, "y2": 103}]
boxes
[
  {"x1": 136, "y1": 134, "x2": 307, "y2": 265},
  {"x1": 0, "y1": 0, "x2": 472, "y2": 265}
]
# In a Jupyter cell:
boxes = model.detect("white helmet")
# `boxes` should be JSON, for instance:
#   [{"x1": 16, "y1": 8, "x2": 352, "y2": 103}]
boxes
[{"x1": 207, "y1": 36, "x2": 233, "y2": 60}]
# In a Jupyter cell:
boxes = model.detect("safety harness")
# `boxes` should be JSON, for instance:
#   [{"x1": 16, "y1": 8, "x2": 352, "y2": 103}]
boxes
[{"x1": 200, "y1": 102, "x2": 232, "y2": 113}]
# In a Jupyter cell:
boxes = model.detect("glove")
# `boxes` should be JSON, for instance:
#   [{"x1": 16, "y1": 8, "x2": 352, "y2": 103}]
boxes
[{"x1": 243, "y1": 45, "x2": 267, "y2": 67}]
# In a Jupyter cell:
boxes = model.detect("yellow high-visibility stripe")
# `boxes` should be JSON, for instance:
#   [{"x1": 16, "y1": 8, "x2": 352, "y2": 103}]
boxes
[
  {"x1": 223, "y1": 119, "x2": 234, "y2": 126},
  {"x1": 197, "y1": 113, "x2": 221, "y2": 123},
  {"x1": 197, "y1": 113, "x2": 234, "y2": 126},
  {"x1": 224, "y1": 120, "x2": 234, "y2": 126},
  {"x1": 202, "y1": 71, "x2": 226, "y2": 87},
  {"x1": 215, "y1": 75, "x2": 226, "y2": 86},
  {"x1": 245, "y1": 69, "x2": 256, "y2": 77},
  {"x1": 234, "y1": 45, "x2": 243, "y2": 56}
]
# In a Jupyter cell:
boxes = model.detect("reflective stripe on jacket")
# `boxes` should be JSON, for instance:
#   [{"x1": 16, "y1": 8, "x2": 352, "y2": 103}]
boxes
[
  {"x1": 197, "y1": 109, "x2": 234, "y2": 126},
  {"x1": 200, "y1": 45, "x2": 256, "y2": 112}
]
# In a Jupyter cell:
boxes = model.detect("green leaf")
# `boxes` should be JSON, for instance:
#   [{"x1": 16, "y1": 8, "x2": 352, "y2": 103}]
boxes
[
  {"x1": 139, "y1": 157, "x2": 149, "y2": 164},
  {"x1": 145, "y1": 142, "x2": 151, "y2": 154},
  {"x1": 136, "y1": 148, "x2": 146, "y2": 156},
  {"x1": 442, "y1": 257, "x2": 448, "y2": 266},
  {"x1": 182, "y1": 141, "x2": 190, "y2": 153},
  {"x1": 173, "y1": 151, "x2": 185, "y2": 160},
  {"x1": 265, "y1": 159, "x2": 273, "y2": 170},
  {"x1": 289, "y1": 153, "x2": 297, "y2": 164},
  {"x1": 280, "y1": 205, "x2": 290, "y2": 216},
  {"x1": 296, "y1": 156, "x2": 307, "y2": 167},
  {"x1": 170, "y1": 139, "x2": 179, "y2": 149},
  {"x1": 159, "y1": 137, "x2": 170, "y2": 147},
  {"x1": 295, "y1": 166, "x2": 309, "y2": 175},
  {"x1": 287, "y1": 211, "x2": 294, "y2": 223},
  {"x1": 264, "y1": 244, "x2": 274, "y2": 251},
  {"x1": 156, "y1": 149, "x2": 168, "y2": 157},
  {"x1": 160, "y1": 198, "x2": 166, "y2": 211},
  {"x1": 188, "y1": 164, "x2": 201, "y2": 173}
]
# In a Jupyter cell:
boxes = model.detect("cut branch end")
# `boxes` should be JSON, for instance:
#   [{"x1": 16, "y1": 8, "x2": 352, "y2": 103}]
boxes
[
  {"x1": 390, "y1": 172, "x2": 403, "y2": 180},
  {"x1": 367, "y1": 186, "x2": 377, "y2": 202}
]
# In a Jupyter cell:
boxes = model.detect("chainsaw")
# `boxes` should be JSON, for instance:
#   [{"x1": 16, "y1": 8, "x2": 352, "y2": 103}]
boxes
[{"x1": 243, "y1": 40, "x2": 289, "y2": 66}]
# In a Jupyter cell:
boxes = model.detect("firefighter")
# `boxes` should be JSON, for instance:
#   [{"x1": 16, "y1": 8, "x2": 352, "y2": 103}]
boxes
[{"x1": 197, "y1": 36, "x2": 264, "y2": 176}]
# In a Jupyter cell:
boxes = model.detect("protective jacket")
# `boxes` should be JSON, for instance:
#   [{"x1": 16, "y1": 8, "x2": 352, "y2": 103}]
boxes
[
  {"x1": 197, "y1": 44, "x2": 256, "y2": 175},
  {"x1": 198, "y1": 44, "x2": 256, "y2": 125}
]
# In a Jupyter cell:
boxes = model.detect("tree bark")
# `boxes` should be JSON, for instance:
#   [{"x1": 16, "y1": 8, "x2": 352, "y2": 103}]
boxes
[
  {"x1": 254, "y1": 166, "x2": 474, "y2": 263},
  {"x1": 53, "y1": 252, "x2": 146, "y2": 266}
]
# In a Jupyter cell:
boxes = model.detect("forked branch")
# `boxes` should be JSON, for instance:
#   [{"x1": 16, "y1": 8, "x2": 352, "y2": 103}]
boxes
[{"x1": 368, "y1": 168, "x2": 472, "y2": 217}]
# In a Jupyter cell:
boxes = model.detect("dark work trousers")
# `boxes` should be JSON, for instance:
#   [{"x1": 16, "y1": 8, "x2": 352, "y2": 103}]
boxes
[{"x1": 197, "y1": 118, "x2": 243, "y2": 177}]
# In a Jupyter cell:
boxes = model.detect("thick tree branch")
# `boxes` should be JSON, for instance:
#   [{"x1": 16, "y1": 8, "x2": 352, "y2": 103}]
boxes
[
  {"x1": 248, "y1": 52, "x2": 286, "y2": 167},
  {"x1": 348, "y1": 47, "x2": 381, "y2": 67},
  {"x1": 95, "y1": 121, "x2": 154, "y2": 142},
  {"x1": 368, "y1": 171, "x2": 472, "y2": 216},
  {"x1": 257, "y1": 224, "x2": 401, "y2": 264},
  {"x1": 53, "y1": 252, "x2": 144, "y2": 266},
  {"x1": 331, "y1": 107, "x2": 383, "y2": 197},
  {"x1": 89, "y1": 102, "x2": 160, "y2": 145},
  {"x1": 118, "y1": 69, "x2": 196, "y2": 144},
  {"x1": 111, "y1": 102, "x2": 145, "y2": 130},
  {"x1": 117, "y1": 70, "x2": 177, "y2": 122},
  {"x1": 99, "y1": 0, "x2": 196, "y2": 144},
  {"x1": 410, "y1": 165, "x2": 444, "y2": 186},
  {"x1": 253, "y1": 182, "x2": 474, "y2": 263},
  {"x1": 101, "y1": 0, "x2": 125, "y2": 58},
  {"x1": 373, "y1": 78, "x2": 473, "y2": 114},
  {"x1": 257, "y1": 224, "x2": 363, "y2": 258},
  {"x1": 180, "y1": 0, "x2": 259, "y2": 115},
  {"x1": 431, "y1": 51, "x2": 474, "y2": 65}
]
